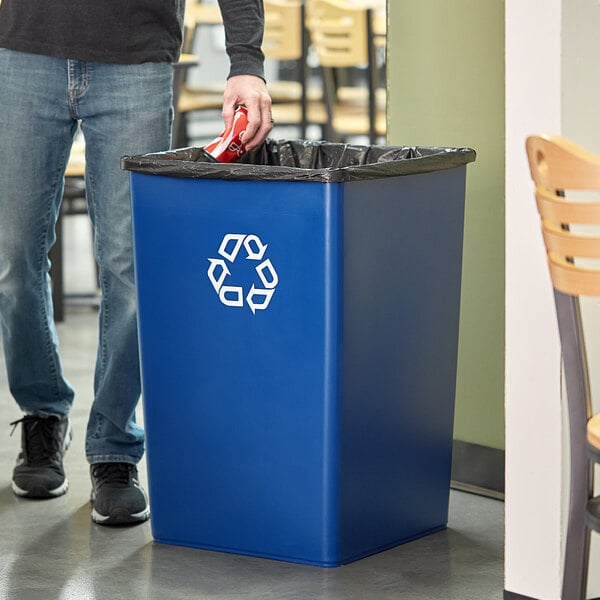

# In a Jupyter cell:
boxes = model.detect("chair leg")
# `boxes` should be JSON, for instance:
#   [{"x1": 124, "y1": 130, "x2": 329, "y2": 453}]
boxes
[
  {"x1": 562, "y1": 464, "x2": 592, "y2": 600},
  {"x1": 555, "y1": 292, "x2": 594, "y2": 599},
  {"x1": 49, "y1": 212, "x2": 64, "y2": 323},
  {"x1": 173, "y1": 112, "x2": 189, "y2": 149},
  {"x1": 320, "y1": 66, "x2": 337, "y2": 142}
]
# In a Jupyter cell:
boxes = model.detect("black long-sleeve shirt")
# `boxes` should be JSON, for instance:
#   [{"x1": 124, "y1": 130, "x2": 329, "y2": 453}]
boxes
[{"x1": 0, "y1": 0, "x2": 265, "y2": 79}]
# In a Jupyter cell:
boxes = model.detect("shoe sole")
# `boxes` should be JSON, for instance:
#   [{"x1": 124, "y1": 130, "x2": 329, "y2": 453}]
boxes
[
  {"x1": 12, "y1": 478, "x2": 69, "y2": 499},
  {"x1": 91, "y1": 506, "x2": 150, "y2": 526}
]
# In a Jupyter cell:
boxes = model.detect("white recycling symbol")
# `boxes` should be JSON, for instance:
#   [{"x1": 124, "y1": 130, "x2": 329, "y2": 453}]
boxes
[{"x1": 207, "y1": 234, "x2": 279, "y2": 314}]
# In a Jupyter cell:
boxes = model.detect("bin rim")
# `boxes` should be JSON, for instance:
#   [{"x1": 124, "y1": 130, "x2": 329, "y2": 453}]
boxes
[{"x1": 121, "y1": 139, "x2": 476, "y2": 183}]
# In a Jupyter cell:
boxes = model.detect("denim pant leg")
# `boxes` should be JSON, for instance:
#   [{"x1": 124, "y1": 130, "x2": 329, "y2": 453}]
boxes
[
  {"x1": 73, "y1": 61, "x2": 173, "y2": 464},
  {"x1": 0, "y1": 49, "x2": 77, "y2": 417}
]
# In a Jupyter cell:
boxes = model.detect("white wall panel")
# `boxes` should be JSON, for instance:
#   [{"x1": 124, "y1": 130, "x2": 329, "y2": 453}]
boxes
[{"x1": 505, "y1": 1, "x2": 563, "y2": 597}]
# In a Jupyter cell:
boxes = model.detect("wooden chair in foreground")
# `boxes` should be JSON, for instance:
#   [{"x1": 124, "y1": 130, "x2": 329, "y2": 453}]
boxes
[{"x1": 526, "y1": 133, "x2": 600, "y2": 600}]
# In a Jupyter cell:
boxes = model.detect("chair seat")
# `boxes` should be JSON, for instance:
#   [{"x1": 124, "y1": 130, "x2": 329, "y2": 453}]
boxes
[
  {"x1": 587, "y1": 413, "x2": 600, "y2": 458},
  {"x1": 178, "y1": 88, "x2": 224, "y2": 114},
  {"x1": 271, "y1": 100, "x2": 329, "y2": 125},
  {"x1": 337, "y1": 86, "x2": 386, "y2": 108},
  {"x1": 329, "y1": 87, "x2": 386, "y2": 139},
  {"x1": 333, "y1": 107, "x2": 386, "y2": 138},
  {"x1": 268, "y1": 81, "x2": 325, "y2": 104}
]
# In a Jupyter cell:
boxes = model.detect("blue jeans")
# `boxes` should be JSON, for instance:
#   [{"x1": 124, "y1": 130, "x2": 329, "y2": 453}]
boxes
[{"x1": 0, "y1": 49, "x2": 173, "y2": 464}]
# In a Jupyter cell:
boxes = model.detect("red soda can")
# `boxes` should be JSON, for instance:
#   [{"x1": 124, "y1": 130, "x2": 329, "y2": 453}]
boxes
[{"x1": 203, "y1": 105, "x2": 249, "y2": 163}]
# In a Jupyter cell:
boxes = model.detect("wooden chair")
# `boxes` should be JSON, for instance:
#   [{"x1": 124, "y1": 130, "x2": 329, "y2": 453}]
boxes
[
  {"x1": 263, "y1": 0, "x2": 327, "y2": 138},
  {"x1": 526, "y1": 133, "x2": 600, "y2": 600},
  {"x1": 174, "y1": 0, "x2": 226, "y2": 147},
  {"x1": 180, "y1": 0, "x2": 328, "y2": 141},
  {"x1": 304, "y1": 0, "x2": 386, "y2": 144}
]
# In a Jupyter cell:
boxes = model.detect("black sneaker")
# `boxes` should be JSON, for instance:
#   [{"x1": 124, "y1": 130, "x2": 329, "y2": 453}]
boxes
[
  {"x1": 90, "y1": 462, "x2": 150, "y2": 526},
  {"x1": 11, "y1": 415, "x2": 72, "y2": 499}
]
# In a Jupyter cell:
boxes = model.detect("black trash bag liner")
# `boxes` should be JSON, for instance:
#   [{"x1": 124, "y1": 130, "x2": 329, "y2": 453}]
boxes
[{"x1": 121, "y1": 138, "x2": 476, "y2": 183}]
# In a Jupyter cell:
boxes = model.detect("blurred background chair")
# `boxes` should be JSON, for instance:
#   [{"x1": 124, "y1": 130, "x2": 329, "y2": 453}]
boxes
[
  {"x1": 263, "y1": 0, "x2": 328, "y2": 139},
  {"x1": 174, "y1": 0, "x2": 226, "y2": 147},
  {"x1": 179, "y1": 0, "x2": 330, "y2": 145},
  {"x1": 172, "y1": 52, "x2": 204, "y2": 148},
  {"x1": 305, "y1": 0, "x2": 386, "y2": 144},
  {"x1": 526, "y1": 133, "x2": 600, "y2": 600}
]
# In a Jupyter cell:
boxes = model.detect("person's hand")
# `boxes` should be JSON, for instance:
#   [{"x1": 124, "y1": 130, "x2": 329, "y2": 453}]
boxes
[{"x1": 222, "y1": 75, "x2": 273, "y2": 151}]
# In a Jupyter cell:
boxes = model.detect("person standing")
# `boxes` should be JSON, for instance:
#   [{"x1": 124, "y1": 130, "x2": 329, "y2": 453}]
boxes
[{"x1": 0, "y1": 0, "x2": 272, "y2": 525}]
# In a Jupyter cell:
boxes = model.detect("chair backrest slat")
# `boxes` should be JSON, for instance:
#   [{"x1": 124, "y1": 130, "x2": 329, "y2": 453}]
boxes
[
  {"x1": 263, "y1": 0, "x2": 303, "y2": 62},
  {"x1": 536, "y1": 189, "x2": 600, "y2": 224},
  {"x1": 548, "y1": 254, "x2": 600, "y2": 296},
  {"x1": 542, "y1": 222, "x2": 600, "y2": 259},
  {"x1": 305, "y1": 0, "x2": 369, "y2": 68}
]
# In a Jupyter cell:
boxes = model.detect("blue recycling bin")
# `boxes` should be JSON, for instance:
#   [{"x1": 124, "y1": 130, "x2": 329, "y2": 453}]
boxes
[{"x1": 123, "y1": 141, "x2": 475, "y2": 567}]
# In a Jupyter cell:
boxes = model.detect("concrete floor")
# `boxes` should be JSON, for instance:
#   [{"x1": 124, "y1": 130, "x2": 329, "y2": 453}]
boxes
[{"x1": 0, "y1": 305, "x2": 504, "y2": 600}]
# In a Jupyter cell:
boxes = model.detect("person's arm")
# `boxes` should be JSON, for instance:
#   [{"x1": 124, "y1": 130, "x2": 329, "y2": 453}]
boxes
[{"x1": 217, "y1": 0, "x2": 272, "y2": 150}]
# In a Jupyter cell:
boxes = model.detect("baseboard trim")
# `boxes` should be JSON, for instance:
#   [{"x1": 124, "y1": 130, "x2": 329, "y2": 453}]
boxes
[
  {"x1": 504, "y1": 591, "x2": 536, "y2": 600},
  {"x1": 506, "y1": 589, "x2": 600, "y2": 600},
  {"x1": 451, "y1": 439, "x2": 504, "y2": 499}
]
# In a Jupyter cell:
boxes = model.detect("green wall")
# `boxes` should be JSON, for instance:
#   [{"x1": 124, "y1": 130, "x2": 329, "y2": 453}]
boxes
[{"x1": 387, "y1": 1, "x2": 505, "y2": 450}]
